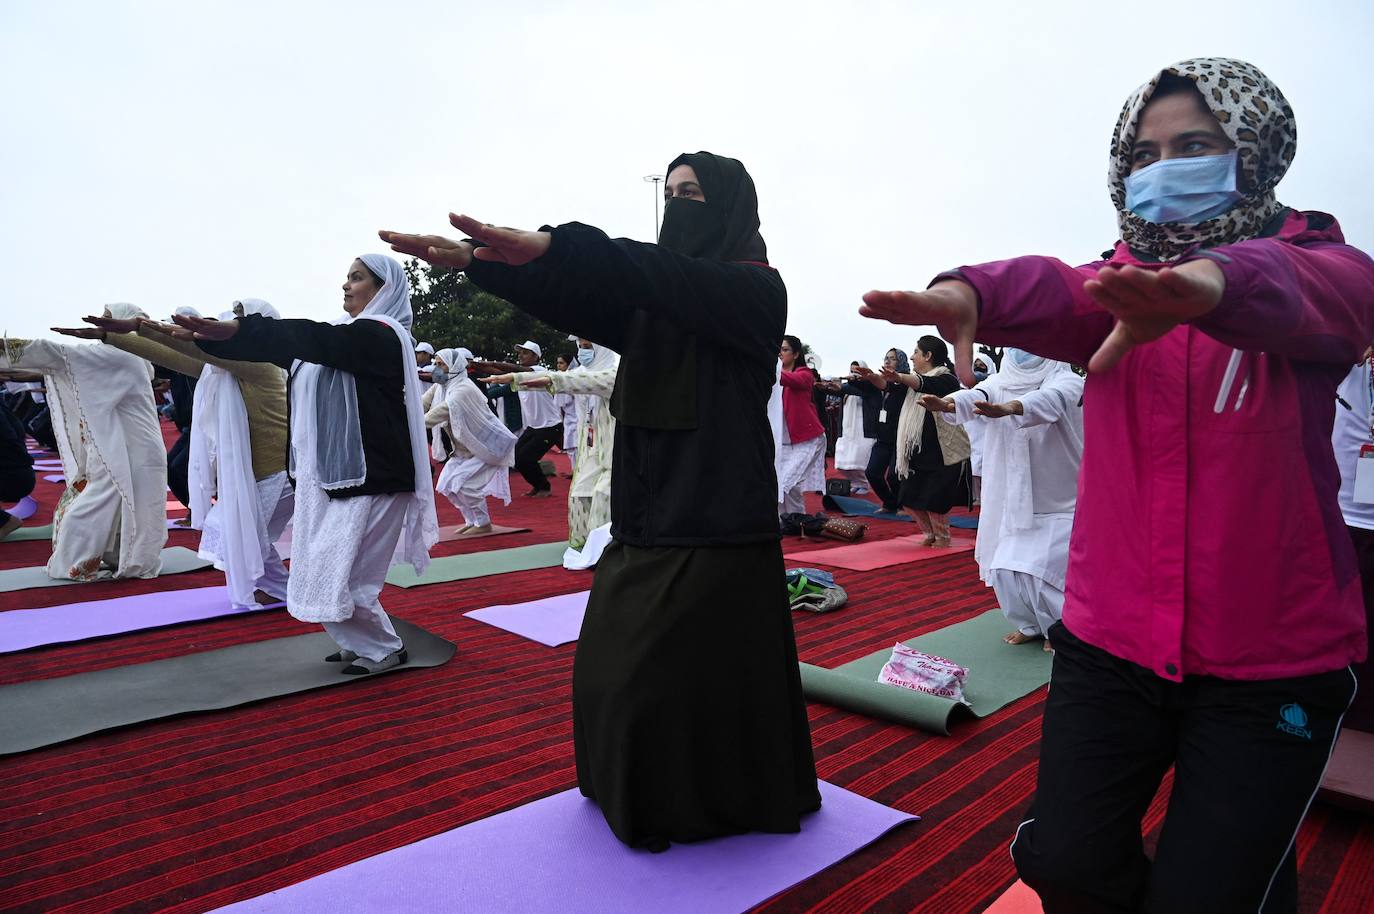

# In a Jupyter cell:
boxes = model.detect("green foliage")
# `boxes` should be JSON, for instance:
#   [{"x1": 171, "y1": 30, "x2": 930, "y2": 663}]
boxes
[{"x1": 404, "y1": 259, "x2": 578, "y2": 365}]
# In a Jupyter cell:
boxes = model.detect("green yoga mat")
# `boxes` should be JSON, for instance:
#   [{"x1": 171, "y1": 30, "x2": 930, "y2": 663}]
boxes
[
  {"x1": 799, "y1": 609, "x2": 1053, "y2": 735},
  {"x1": 4, "y1": 523, "x2": 53, "y2": 542},
  {"x1": 0, "y1": 546, "x2": 212, "y2": 592},
  {"x1": 0, "y1": 618, "x2": 454, "y2": 755},
  {"x1": 385, "y1": 541, "x2": 569, "y2": 588}
]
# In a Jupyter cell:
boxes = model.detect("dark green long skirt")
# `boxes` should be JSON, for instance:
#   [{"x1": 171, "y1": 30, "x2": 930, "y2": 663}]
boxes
[{"x1": 573, "y1": 539, "x2": 821, "y2": 850}]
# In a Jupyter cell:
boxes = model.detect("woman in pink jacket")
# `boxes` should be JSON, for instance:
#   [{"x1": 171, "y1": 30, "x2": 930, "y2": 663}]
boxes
[
  {"x1": 863, "y1": 58, "x2": 1374, "y2": 913},
  {"x1": 777, "y1": 335, "x2": 827, "y2": 515}
]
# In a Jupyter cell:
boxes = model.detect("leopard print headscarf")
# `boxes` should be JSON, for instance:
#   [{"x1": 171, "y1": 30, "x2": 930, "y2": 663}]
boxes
[{"x1": 1109, "y1": 58, "x2": 1297, "y2": 261}]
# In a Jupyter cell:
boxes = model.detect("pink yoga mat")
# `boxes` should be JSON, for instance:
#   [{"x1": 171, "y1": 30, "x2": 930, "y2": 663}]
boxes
[
  {"x1": 0, "y1": 585, "x2": 284, "y2": 654},
  {"x1": 983, "y1": 880, "x2": 1044, "y2": 913},
  {"x1": 464, "y1": 590, "x2": 589, "y2": 646},
  {"x1": 784, "y1": 533, "x2": 974, "y2": 572},
  {"x1": 4, "y1": 497, "x2": 38, "y2": 520},
  {"x1": 208, "y1": 780, "x2": 916, "y2": 914}
]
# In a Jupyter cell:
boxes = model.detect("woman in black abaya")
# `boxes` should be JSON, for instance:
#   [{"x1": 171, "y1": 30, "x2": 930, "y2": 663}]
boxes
[{"x1": 382, "y1": 151, "x2": 821, "y2": 851}]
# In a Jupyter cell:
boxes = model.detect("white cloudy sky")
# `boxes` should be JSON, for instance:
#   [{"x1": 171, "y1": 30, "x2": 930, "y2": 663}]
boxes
[{"x1": 4, "y1": 0, "x2": 1371, "y2": 371}]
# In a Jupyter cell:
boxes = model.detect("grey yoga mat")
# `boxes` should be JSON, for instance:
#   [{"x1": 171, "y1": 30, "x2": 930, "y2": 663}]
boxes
[
  {"x1": 0, "y1": 546, "x2": 213, "y2": 592},
  {"x1": 385, "y1": 541, "x2": 569, "y2": 588},
  {"x1": 0, "y1": 618, "x2": 454, "y2": 755},
  {"x1": 799, "y1": 609, "x2": 1053, "y2": 735}
]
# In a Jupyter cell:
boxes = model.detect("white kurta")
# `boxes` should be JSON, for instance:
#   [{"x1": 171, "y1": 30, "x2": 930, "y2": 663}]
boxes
[
  {"x1": 834, "y1": 391, "x2": 874, "y2": 472},
  {"x1": 945, "y1": 369, "x2": 1084, "y2": 587},
  {"x1": 2, "y1": 337, "x2": 166, "y2": 580},
  {"x1": 434, "y1": 377, "x2": 516, "y2": 525}
]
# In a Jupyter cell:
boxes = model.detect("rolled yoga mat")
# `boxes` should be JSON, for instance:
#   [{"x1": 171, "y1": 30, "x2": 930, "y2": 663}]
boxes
[
  {"x1": 784, "y1": 532, "x2": 974, "y2": 572},
  {"x1": 0, "y1": 618, "x2": 453, "y2": 755},
  {"x1": 0, "y1": 546, "x2": 213, "y2": 592},
  {"x1": 0, "y1": 586, "x2": 285, "y2": 654},
  {"x1": 799, "y1": 609, "x2": 1053, "y2": 735},
  {"x1": 463, "y1": 590, "x2": 589, "y2": 647},
  {"x1": 385, "y1": 541, "x2": 569, "y2": 588},
  {"x1": 207, "y1": 779, "x2": 916, "y2": 914}
]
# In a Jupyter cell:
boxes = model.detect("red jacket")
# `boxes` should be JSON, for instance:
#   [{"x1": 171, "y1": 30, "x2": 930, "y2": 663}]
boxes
[{"x1": 780, "y1": 367, "x2": 825, "y2": 444}]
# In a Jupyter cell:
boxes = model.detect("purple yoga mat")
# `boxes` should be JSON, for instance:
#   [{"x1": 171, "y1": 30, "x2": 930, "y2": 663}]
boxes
[
  {"x1": 209, "y1": 780, "x2": 916, "y2": 914},
  {"x1": 42, "y1": 474, "x2": 65, "y2": 484},
  {"x1": 0, "y1": 586, "x2": 284, "y2": 654},
  {"x1": 464, "y1": 590, "x2": 589, "y2": 646},
  {"x1": 4, "y1": 497, "x2": 38, "y2": 520}
]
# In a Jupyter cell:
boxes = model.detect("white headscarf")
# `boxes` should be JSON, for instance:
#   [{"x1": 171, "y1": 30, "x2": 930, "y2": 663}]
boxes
[
  {"x1": 434, "y1": 346, "x2": 517, "y2": 467},
  {"x1": 188, "y1": 300, "x2": 282, "y2": 605},
  {"x1": 174, "y1": 306, "x2": 202, "y2": 319},
  {"x1": 291, "y1": 254, "x2": 438, "y2": 574}
]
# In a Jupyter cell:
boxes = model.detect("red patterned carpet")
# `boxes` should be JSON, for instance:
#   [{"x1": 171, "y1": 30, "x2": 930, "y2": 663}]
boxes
[{"x1": 2, "y1": 425, "x2": 1372, "y2": 913}]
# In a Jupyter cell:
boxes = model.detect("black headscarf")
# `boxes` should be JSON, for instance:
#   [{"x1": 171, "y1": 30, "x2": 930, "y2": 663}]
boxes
[{"x1": 610, "y1": 151, "x2": 769, "y2": 430}]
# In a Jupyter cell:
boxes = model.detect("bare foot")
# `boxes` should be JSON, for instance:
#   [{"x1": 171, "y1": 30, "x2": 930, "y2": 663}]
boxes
[
  {"x1": 253, "y1": 589, "x2": 283, "y2": 606},
  {"x1": 173, "y1": 516, "x2": 192, "y2": 528},
  {"x1": 0, "y1": 515, "x2": 23, "y2": 541},
  {"x1": 530, "y1": 490, "x2": 552, "y2": 498},
  {"x1": 454, "y1": 524, "x2": 472, "y2": 535},
  {"x1": 459, "y1": 524, "x2": 493, "y2": 536},
  {"x1": 931, "y1": 537, "x2": 952, "y2": 548},
  {"x1": 920, "y1": 535, "x2": 937, "y2": 546},
  {"x1": 1004, "y1": 631, "x2": 1038, "y2": 645}
]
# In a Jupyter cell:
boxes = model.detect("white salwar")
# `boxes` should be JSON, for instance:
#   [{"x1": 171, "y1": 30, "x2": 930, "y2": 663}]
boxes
[
  {"x1": 942, "y1": 356, "x2": 1083, "y2": 638},
  {"x1": 431, "y1": 348, "x2": 517, "y2": 529},
  {"x1": 2, "y1": 315, "x2": 166, "y2": 581},
  {"x1": 834, "y1": 360, "x2": 875, "y2": 494},
  {"x1": 768, "y1": 359, "x2": 785, "y2": 505},
  {"x1": 285, "y1": 255, "x2": 439, "y2": 661},
  {"x1": 190, "y1": 300, "x2": 294, "y2": 608}
]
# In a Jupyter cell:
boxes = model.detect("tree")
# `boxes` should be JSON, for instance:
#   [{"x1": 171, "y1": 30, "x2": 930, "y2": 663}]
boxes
[
  {"x1": 977, "y1": 344, "x2": 1004, "y2": 370},
  {"x1": 404, "y1": 259, "x2": 577, "y2": 365}
]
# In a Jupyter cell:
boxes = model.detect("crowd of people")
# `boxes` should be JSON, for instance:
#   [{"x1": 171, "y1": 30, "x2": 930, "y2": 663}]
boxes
[{"x1": 3, "y1": 55, "x2": 1373, "y2": 912}]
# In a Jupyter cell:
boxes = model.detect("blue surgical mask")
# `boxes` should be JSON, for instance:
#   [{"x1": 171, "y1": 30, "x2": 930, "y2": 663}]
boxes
[
  {"x1": 973, "y1": 370, "x2": 989, "y2": 382},
  {"x1": 1124, "y1": 150, "x2": 1244, "y2": 225},
  {"x1": 430, "y1": 365, "x2": 450, "y2": 384},
  {"x1": 1007, "y1": 348, "x2": 1044, "y2": 369},
  {"x1": 576, "y1": 348, "x2": 595, "y2": 366}
]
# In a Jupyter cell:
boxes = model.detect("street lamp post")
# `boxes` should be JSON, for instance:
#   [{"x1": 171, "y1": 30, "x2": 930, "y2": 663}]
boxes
[{"x1": 642, "y1": 174, "x2": 664, "y2": 239}]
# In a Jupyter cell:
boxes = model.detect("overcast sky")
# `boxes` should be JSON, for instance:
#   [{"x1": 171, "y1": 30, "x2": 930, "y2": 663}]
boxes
[{"x1": 4, "y1": 0, "x2": 1371, "y2": 372}]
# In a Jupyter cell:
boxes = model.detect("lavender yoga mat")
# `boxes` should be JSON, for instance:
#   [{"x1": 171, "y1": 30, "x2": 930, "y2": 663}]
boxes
[
  {"x1": 0, "y1": 586, "x2": 283, "y2": 654},
  {"x1": 4, "y1": 496, "x2": 38, "y2": 520},
  {"x1": 209, "y1": 780, "x2": 916, "y2": 914},
  {"x1": 464, "y1": 590, "x2": 589, "y2": 646}
]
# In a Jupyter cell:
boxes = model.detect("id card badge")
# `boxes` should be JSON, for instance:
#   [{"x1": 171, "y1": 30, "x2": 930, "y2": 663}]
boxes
[
  {"x1": 1355, "y1": 444, "x2": 1374, "y2": 505},
  {"x1": 878, "y1": 409, "x2": 888, "y2": 424}
]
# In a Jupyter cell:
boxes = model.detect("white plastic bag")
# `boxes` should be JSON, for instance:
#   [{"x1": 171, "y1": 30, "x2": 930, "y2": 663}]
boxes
[{"x1": 878, "y1": 643, "x2": 969, "y2": 702}]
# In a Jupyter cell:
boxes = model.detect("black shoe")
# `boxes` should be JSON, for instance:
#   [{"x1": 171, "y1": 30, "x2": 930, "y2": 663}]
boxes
[{"x1": 325, "y1": 650, "x2": 359, "y2": 663}]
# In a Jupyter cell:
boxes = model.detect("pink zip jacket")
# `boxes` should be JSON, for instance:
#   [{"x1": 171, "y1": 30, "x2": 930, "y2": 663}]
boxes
[{"x1": 944, "y1": 210, "x2": 1374, "y2": 681}]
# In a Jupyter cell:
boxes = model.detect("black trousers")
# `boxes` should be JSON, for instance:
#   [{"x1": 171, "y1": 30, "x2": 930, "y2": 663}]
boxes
[
  {"x1": 167, "y1": 430, "x2": 192, "y2": 507},
  {"x1": 865, "y1": 439, "x2": 900, "y2": 510},
  {"x1": 1346, "y1": 524, "x2": 1374, "y2": 732},
  {"x1": 1013, "y1": 621, "x2": 1356, "y2": 914},
  {"x1": 514, "y1": 424, "x2": 562, "y2": 492}
]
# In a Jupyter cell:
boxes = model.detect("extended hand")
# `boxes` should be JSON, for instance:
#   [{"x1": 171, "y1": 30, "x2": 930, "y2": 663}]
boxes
[
  {"x1": 973, "y1": 400, "x2": 1022, "y2": 419},
  {"x1": 52, "y1": 326, "x2": 104, "y2": 340},
  {"x1": 170, "y1": 313, "x2": 239, "y2": 341},
  {"x1": 138, "y1": 318, "x2": 194, "y2": 341},
  {"x1": 83, "y1": 315, "x2": 139, "y2": 335},
  {"x1": 1085, "y1": 260, "x2": 1225, "y2": 373},
  {"x1": 449, "y1": 214, "x2": 551, "y2": 265},
  {"x1": 919, "y1": 394, "x2": 955, "y2": 413},
  {"x1": 484, "y1": 373, "x2": 516, "y2": 385},
  {"x1": 378, "y1": 230, "x2": 474, "y2": 269},
  {"x1": 860, "y1": 280, "x2": 979, "y2": 385}
]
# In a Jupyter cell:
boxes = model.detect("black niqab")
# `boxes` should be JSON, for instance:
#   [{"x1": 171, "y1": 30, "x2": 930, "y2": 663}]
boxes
[{"x1": 610, "y1": 151, "x2": 769, "y2": 430}]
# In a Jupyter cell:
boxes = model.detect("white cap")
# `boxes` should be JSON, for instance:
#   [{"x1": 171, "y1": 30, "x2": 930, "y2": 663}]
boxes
[
  {"x1": 517, "y1": 340, "x2": 542, "y2": 359},
  {"x1": 415, "y1": 342, "x2": 435, "y2": 355}
]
